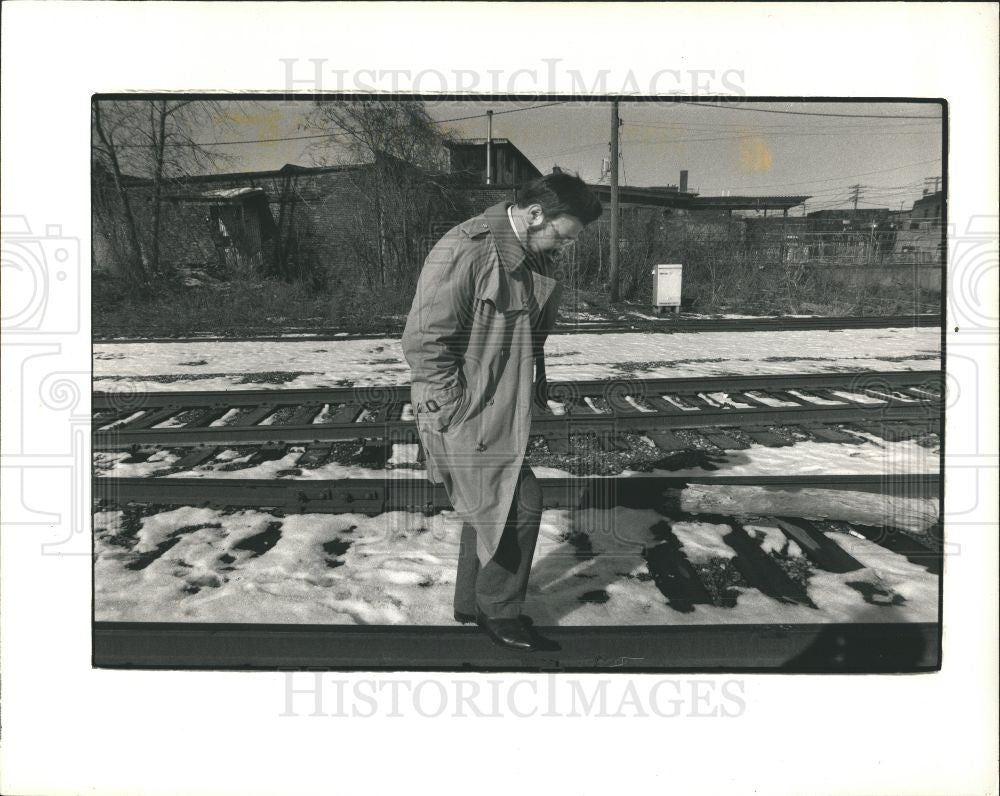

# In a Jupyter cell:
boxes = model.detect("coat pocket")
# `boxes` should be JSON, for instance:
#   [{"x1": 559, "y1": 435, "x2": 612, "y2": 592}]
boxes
[{"x1": 418, "y1": 388, "x2": 467, "y2": 433}]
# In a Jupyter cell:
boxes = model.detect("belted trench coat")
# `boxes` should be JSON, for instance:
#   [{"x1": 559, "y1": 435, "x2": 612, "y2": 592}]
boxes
[{"x1": 402, "y1": 201, "x2": 562, "y2": 566}]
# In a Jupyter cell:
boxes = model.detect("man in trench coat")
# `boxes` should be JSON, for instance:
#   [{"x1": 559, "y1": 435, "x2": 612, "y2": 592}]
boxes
[{"x1": 402, "y1": 172, "x2": 602, "y2": 650}]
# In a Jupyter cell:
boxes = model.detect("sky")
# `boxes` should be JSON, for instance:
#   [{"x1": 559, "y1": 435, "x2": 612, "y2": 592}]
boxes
[{"x1": 178, "y1": 99, "x2": 943, "y2": 214}]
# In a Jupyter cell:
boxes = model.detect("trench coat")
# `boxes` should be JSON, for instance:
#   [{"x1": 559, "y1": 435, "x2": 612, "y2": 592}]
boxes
[{"x1": 402, "y1": 201, "x2": 562, "y2": 566}]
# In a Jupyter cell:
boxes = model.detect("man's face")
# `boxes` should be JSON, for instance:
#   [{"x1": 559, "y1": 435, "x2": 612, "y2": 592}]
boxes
[{"x1": 524, "y1": 206, "x2": 584, "y2": 254}]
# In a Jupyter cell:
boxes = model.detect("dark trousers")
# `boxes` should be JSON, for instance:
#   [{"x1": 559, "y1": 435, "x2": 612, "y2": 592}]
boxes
[{"x1": 453, "y1": 465, "x2": 543, "y2": 620}]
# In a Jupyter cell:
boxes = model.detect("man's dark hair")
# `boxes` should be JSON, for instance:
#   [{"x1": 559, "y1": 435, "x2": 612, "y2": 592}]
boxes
[{"x1": 515, "y1": 169, "x2": 603, "y2": 225}]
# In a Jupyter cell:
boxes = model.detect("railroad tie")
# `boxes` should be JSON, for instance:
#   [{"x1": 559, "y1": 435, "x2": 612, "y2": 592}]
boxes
[
  {"x1": 645, "y1": 430, "x2": 689, "y2": 452},
  {"x1": 701, "y1": 429, "x2": 749, "y2": 450},
  {"x1": 724, "y1": 523, "x2": 814, "y2": 606},
  {"x1": 730, "y1": 392, "x2": 773, "y2": 408},
  {"x1": 649, "y1": 395, "x2": 686, "y2": 413},
  {"x1": 248, "y1": 444, "x2": 288, "y2": 465},
  {"x1": 329, "y1": 404, "x2": 362, "y2": 424},
  {"x1": 845, "y1": 523, "x2": 941, "y2": 575},
  {"x1": 543, "y1": 432, "x2": 571, "y2": 455},
  {"x1": 774, "y1": 517, "x2": 864, "y2": 573},
  {"x1": 296, "y1": 444, "x2": 332, "y2": 467},
  {"x1": 231, "y1": 404, "x2": 277, "y2": 427},
  {"x1": 174, "y1": 446, "x2": 219, "y2": 470},
  {"x1": 804, "y1": 425, "x2": 862, "y2": 444},
  {"x1": 742, "y1": 427, "x2": 793, "y2": 447},
  {"x1": 188, "y1": 406, "x2": 236, "y2": 428},
  {"x1": 356, "y1": 439, "x2": 387, "y2": 467},
  {"x1": 124, "y1": 405, "x2": 182, "y2": 430},
  {"x1": 644, "y1": 540, "x2": 714, "y2": 612},
  {"x1": 287, "y1": 404, "x2": 323, "y2": 426}
]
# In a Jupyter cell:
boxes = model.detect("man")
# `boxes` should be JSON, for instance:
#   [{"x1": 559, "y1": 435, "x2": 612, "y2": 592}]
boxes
[{"x1": 402, "y1": 171, "x2": 602, "y2": 651}]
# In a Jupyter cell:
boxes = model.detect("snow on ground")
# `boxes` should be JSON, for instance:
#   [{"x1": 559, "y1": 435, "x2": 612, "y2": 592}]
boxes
[
  {"x1": 533, "y1": 433, "x2": 938, "y2": 478},
  {"x1": 92, "y1": 325, "x2": 941, "y2": 627},
  {"x1": 93, "y1": 326, "x2": 940, "y2": 392},
  {"x1": 94, "y1": 487, "x2": 938, "y2": 626}
]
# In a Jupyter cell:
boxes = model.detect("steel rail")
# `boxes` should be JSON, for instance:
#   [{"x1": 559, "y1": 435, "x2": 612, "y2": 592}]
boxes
[
  {"x1": 95, "y1": 474, "x2": 942, "y2": 513},
  {"x1": 93, "y1": 313, "x2": 942, "y2": 344},
  {"x1": 93, "y1": 620, "x2": 940, "y2": 671},
  {"x1": 94, "y1": 403, "x2": 938, "y2": 449},
  {"x1": 93, "y1": 369, "x2": 943, "y2": 411}
]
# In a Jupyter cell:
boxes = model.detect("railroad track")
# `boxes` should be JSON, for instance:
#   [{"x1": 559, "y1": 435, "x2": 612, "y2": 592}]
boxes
[
  {"x1": 94, "y1": 472, "x2": 941, "y2": 513},
  {"x1": 93, "y1": 372, "x2": 943, "y2": 473},
  {"x1": 92, "y1": 313, "x2": 942, "y2": 344},
  {"x1": 94, "y1": 471, "x2": 942, "y2": 671}
]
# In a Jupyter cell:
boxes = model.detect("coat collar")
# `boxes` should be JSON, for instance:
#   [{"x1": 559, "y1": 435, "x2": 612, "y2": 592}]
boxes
[{"x1": 483, "y1": 200, "x2": 529, "y2": 273}]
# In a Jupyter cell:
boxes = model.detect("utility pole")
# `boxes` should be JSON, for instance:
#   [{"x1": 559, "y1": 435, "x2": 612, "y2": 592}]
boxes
[
  {"x1": 923, "y1": 176, "x2": 940, "y2": 194},
  {"x1": 485, "y1": 110, "x2": 493, "y2": 185},
  {"x1": 849, "y1": 184, "x2": 863, "y2": 216},
  {"x1": 608, "y1": 100, "x2": 620, "y2": 303}
]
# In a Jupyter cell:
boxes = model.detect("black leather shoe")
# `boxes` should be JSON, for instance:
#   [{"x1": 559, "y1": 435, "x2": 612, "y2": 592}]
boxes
[
  {"x1": 455, "y1": 609, "x2": 533, "y2": 627},
  {"x1": 475, "y1": 611, "x2": 537, "y2": 651}
]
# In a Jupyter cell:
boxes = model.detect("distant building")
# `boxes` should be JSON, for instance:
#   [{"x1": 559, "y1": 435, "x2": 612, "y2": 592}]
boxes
[
  {"x1": 909, "y1": 190, "x2": 943, "y2": 226},
  {"x1": 444, "y1": 138, "x2": 542, "y2": 186},
  {"x1": 806, "y1": 208, "x2": 891, "y2": 232},
  {"x1": 692, "y1": 195, "x2": 810, "y2": 218}
]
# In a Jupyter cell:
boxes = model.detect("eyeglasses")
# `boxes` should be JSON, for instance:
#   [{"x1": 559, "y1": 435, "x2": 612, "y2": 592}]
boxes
[{"x1": 549, "y1": 223, "x2": 580, "y2": 248}]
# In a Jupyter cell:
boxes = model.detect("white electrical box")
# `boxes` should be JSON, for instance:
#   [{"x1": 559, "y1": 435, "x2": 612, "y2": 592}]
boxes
[{"x1": 652, "y1": 264, "x2": 683, "y2": 310}]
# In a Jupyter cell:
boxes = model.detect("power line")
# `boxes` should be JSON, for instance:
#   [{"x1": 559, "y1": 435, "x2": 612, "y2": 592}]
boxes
[
  {"x1": 433, "y1": 102, "x2": 564, "y2": 124},
  {"x1": 684, "y1": 102, "x2": 941, "y2": 120},
  {"x1": 626, "y1": 119, "x2": 939, "y2": 133},
  {"x1": 623, "y1": 129, "x2": 938, "y2": 147},
  {"x1": 113, "y1": 130, "x2": 356, "y2": 148},
  {"x1": 702, "y1": 157, "x2": 942, "y2": 192},
  {"x1": 109, "y1": 102, "x2": 566, "y2": 148}
]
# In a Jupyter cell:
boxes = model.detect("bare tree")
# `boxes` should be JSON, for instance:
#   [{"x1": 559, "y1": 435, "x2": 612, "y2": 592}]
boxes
[
  {"x1": 301, "y1": 100, "x2": 461, "y2": 289},
  {"x1": 91, "y1": 99, "x2": 239, "y2": 284}
]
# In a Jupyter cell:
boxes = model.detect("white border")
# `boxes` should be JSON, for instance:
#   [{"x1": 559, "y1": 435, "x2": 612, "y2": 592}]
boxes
[{"x1": 2, "y1": 3, "x2": 997, "y2": 795}]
